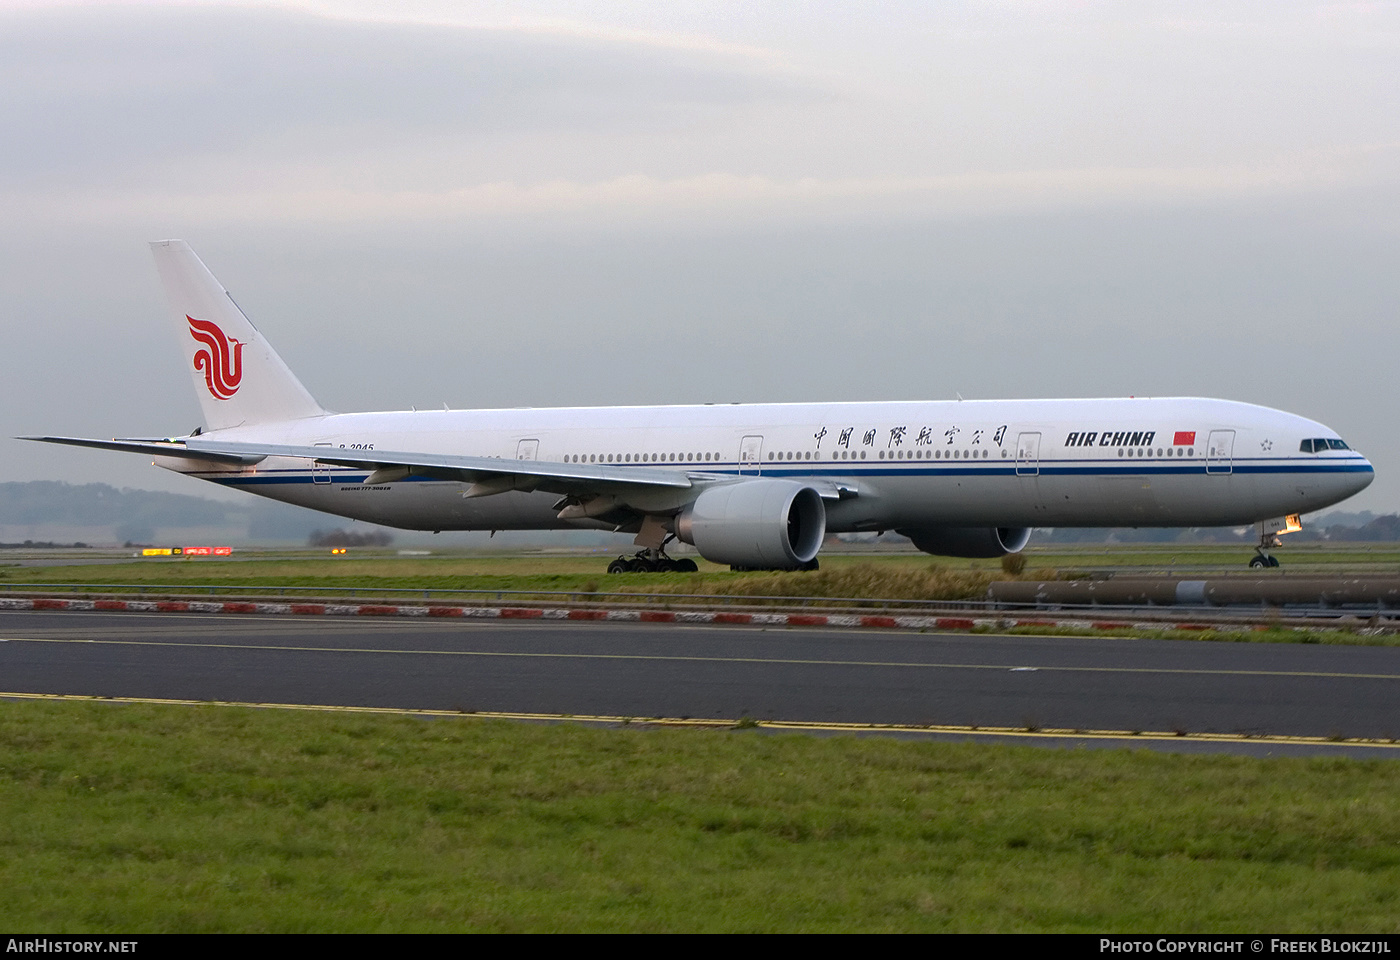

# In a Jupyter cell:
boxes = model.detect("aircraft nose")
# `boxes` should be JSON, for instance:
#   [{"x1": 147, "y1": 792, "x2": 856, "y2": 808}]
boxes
[
  {"x1": 1349, "y1": 454, "x2": 1376, "y2": 496},
  {"x1": 1325, "y1": 449, "x2": 1376, "y2": 503}
]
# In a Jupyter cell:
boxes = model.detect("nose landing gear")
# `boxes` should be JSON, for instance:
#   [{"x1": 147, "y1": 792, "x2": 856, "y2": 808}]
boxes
[
  {"x1": 1247, "y1": 515, "x2": 1300, "y2": 568},
  {"x1": 1249, "y1": 541, "x2": 1281, "y2": 569}
]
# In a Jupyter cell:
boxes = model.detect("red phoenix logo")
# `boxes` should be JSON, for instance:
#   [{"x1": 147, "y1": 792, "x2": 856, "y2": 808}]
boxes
[{"x1": 187, "y1": 316, "x2": 244, "y2": 400}]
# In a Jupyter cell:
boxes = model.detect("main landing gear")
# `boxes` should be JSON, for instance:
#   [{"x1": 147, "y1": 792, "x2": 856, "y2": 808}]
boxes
[{"x1": 607, "y1": 547, "x2": 699, "y2": 574}]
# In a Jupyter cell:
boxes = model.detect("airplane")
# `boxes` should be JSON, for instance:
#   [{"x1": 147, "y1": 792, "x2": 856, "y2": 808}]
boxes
[{"x1": 25, "y1": 240, "x2": 1374, "y2": 572}]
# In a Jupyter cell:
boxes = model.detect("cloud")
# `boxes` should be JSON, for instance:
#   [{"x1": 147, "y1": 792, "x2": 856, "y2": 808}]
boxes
[
  {"x1": 0, "y1": 4, "x2": 808, "y2": 188},
  {"x1": 11, "y1": 145, "x2": 1398, "y2": 230},
  {"x1": 4, "y1": 0, "x2": 1399, "y2": 515},
  {"x1": 5, "y1": 2, "x2": 1398, "y2": 232}
]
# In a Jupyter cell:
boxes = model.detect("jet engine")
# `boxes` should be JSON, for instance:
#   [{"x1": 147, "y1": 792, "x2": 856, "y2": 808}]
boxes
[
  {"x1": 897, "y1": 525, "x2": 1032, "y2": 558},
  {"x1": 675, "y1": 479, "x2": 826, "y2": 569}
]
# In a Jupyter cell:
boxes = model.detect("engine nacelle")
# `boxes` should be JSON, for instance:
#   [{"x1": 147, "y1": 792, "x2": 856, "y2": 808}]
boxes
[
  {"x1": 676, "y1": 479, "x2": 826, "y2": 569},
  {"x1": 897, "y1": 525, "x2": 1032, "y2": 559}
]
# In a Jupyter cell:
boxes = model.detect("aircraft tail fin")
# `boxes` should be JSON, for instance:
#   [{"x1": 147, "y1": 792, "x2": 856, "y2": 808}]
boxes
[{"x1": 150, "y1": 240, "x2": 326, "y2": 430}]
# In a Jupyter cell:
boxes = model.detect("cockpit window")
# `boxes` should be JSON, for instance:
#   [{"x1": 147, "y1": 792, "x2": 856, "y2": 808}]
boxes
[{"x1": 1301, "y1": 438, "x2": 1351, "y2": 453}]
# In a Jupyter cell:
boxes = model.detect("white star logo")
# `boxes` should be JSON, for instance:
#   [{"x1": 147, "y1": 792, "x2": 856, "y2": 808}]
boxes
[{"x1": 1261, "y1": 439, "x2": 1273, "y2": 452}]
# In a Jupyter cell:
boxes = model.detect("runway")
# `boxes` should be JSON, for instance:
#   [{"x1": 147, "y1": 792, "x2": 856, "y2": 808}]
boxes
[{"x1": 3, "y1": 609, "x2": 1399, "y2": 756}]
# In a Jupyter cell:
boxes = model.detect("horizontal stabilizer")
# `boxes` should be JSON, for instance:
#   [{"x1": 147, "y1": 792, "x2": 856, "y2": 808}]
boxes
[{"x1": 20, "y1": 435, "x2": 267, "y2": 465}]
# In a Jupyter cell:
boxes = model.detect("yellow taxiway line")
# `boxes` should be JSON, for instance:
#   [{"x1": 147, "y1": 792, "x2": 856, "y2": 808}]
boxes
[{"x1": 3, "y1": 690, "x2": 1399, "y2": 750}]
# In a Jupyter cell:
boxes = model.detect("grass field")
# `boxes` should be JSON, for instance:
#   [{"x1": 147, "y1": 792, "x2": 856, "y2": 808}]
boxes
[
  {"x1": 2, "y1": 699, "x2": 1399, "y2": 933},
  {"x1": 2, "y1": 543, "x2": 1398, "y2": 605},
  {"x1": 3, "y1": 547, "x2": 1399, "y2": 930},
  {"x1": 0, "y1": 554, "x2": 996, "y2": 604}
]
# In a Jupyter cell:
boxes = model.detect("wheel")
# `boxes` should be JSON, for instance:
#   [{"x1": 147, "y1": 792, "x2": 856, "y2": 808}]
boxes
[
  {"x1": 675, "y1": 558, "x2": 698, "y2": 572},
  {"x1": 1268, "y1": 555, "x2": 1280, "y2": 568},
  {"x1": 607, "y1": 558, "x2": 629, "y2": 574},
  {"x1": 800, "y1": 558, "x2": 820, "y2": 571},
  {"x1": 1249, "y1": 555, "x2": 1268, "y2": 569},
  {"x1": 628, "y1": 556, "x2": 655, "y2": 573}
]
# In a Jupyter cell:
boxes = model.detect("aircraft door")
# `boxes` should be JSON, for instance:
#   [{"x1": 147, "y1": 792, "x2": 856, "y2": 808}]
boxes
[
  {"x1": 312, "y1": 442, "x2": 332, "y2": 484},
  {"x1": 739, "y1": 435, "x2": 764, "y2": 476},
  {"x1": 516, "y1": 439, "x2": 539, "y2": 461},
  {"x1": 1206, "y1": 430, "x2": 1234, "y2": 475},
  {"x1": 1015, "y1": 432, "x2": 1041, "y2": 477}
]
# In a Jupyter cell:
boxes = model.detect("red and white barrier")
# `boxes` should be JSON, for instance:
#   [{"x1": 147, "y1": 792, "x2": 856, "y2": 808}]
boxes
[{"x1": 0, "y1": 594, "x2": 1316, "y2": 635}]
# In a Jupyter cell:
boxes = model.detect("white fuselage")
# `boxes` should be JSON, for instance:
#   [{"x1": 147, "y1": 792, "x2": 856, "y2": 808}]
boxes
[
  {"x1": 34, "y1": 241, "x2": 1374, "y2": 566},
  {"x1": 169, "y1": 396, "x2": 1373, "y2": 533}
]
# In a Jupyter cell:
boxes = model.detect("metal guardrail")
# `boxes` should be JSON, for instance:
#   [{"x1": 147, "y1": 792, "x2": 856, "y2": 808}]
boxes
[{"x1": 1, "y1": 581, "x2": 1397, "y2": 625}]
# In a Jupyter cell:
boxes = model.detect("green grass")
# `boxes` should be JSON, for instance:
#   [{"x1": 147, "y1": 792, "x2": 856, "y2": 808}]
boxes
[
  {"x1": 2, "y1": 700, "x2": 1399, "y2": 932},
  {"x1": 0, "y1": 555, "x2": 1001, "y2": 603},
  {"x1": 5, "y1": 541, "x2": 1396, "y2": 603}
]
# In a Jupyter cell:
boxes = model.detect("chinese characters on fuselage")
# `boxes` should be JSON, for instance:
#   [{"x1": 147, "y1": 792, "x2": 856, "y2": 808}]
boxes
[
  {"x1": 817, "y1": 424, "x2": 1010, "y2": 452},
  {"x1": 806, "y1": 425, "x2": 1188, "y2": 455}
]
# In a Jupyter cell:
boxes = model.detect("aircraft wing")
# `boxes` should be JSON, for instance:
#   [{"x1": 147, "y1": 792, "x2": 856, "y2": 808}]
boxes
[
  {"x1": 176, "y1": 438, "x2": 697, "y2": 491},
  {"x1": 21, "y1": 436, "x2": 268, "y2": 466},
  {"x1": 21, "y1": 435, "x2": 857, "y2": 499}
]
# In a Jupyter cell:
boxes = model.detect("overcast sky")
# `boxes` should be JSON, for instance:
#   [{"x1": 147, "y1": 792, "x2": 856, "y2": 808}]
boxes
[{"x1": 3, "y1": 0, "x2": 1397, "y2": 516}]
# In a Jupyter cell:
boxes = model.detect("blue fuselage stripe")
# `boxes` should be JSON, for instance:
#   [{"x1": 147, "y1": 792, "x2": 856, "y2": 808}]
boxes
[{"x1": 198, "y1": 459, "x2": 1373, "y2": 485}]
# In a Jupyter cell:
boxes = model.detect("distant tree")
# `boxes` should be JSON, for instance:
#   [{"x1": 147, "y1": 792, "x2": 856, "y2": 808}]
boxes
[
  {"x1": 0, "y1": 481, "x2": 235, "y2": 527},
  {"x1": 115, "y1": 521, "x2": 155, "y2": 545},
  {"x1": 308, "y1": 528, "x2": 395, "y2": 548},
  {"x1": 1326, "y1": 514, "x2": 1400, "y2": 542},
  {"x1": 248, "y1": 501, "x2": 335, "y2": 541},
  {"x1": 1360, "y1": 515, "x2": 1400, "y2": 540}
]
